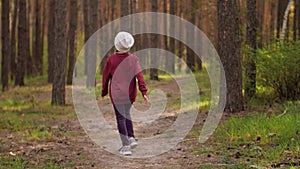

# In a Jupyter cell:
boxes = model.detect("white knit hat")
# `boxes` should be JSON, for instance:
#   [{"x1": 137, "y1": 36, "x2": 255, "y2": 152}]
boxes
[{"x1": 114, "y1": 31, "x2": 135, "y2": 53}]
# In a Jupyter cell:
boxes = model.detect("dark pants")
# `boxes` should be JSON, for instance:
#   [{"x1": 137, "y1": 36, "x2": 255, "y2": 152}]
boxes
[{"x1": 113, "y1": 104, "x2": 134, "y2": 146}]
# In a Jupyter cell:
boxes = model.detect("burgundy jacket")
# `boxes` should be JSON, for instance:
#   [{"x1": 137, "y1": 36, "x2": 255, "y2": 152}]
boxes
[{"x1": 101, "y1": 52, "x2": 147, "y2": 104}]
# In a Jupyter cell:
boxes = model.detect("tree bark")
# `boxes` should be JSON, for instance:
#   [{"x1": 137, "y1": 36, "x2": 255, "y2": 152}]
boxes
[
  {"x1": 177, "y1": 0, "x2": 184, "y2": 72},
  {"x1": 245, "y1": 0, "x2": 258, "y2": 98},
  {"x1": 280, "y1": 0, "x2": 293, "y2": 41},
  {"x1": 47, "y1": 0, "x2": 55, "y2": 83},
  {"x1": 51, "y1": 0, "x2": 67, "y2": 105},
  {"x1": 121, "y1": 0, "x2": 129, "y2": 17},
  {"x1": 186, "y1": 0, "x2": 197, "y2": 73},
  {"x1": 86, "y1": 0, "x2": 98, "y2": 87},
  {"x1": 150, "y1": 0, "x2": 159, "y2": 80},
  {"x1": 67, "y1": 0, "x2": 78, "y2": 85},
  {"x1": 276, "y1": 0, "x2": 289, "y2": 39},
  {"x1": 294, "y1": 0, "x2": 299, "y2": 40},
  {"x1": 15, "y1": 0, "x2": 27, "y2": 86},
  {"x1": 1, "y1": 0, "x2": 10, "y2": 91},
  {"x1": 34, "y1": 0, "x2": 43, "y2": 75},
  {"x1": 10, "y1": 0, "x2": 18, "y2": 80},
  {"x1": 166, "y1": 0, "x2": 176, "y2": 74},
  {"x1": 83, "y1": 0, "x2": 90, "y2": 75},
  {"x1": 25, "y1": 0, "x2": 33, "y2": 76},
  {"x1": 217, "y1": 0, "x2": 244, "y2": 113}
]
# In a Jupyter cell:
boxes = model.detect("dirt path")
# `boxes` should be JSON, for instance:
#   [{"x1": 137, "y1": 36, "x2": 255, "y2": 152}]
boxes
[{"x1": 0, "y1": 78, "x2": 224, "y2": 168}]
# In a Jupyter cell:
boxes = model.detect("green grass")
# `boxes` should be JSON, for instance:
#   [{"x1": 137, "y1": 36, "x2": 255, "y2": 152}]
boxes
[
  {"x1": 210, "y1": 105, "x2": 300, "y2": 166},
  {"x1": 218, "y1": 113, "x2": 300, "y2": 145},
  {"x1": 0, "y1": 156, "x2": 26, "y2": 169}
]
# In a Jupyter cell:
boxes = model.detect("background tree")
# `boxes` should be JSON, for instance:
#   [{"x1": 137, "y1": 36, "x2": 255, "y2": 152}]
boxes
[
  {"x1": 15, "y1": 0, "x2": 28, "y2": 86},
  {"x1": 294, "y1": 0, "x2": 300, "y2": 40},
  {"x1": 47, "y1": 0, "x2": 55, "y2": 83},
  {"x1": 1, "y1": 0, "x2": 10, "y2": 91},
  {"x1": 150, "y1": 0, "x2": 159, "y2": 80},
  {"x1": 83, "y1": 0, "x2": 90, "y2": 75},
  {"x1": 244, "y1": 0, "x2": 258, "y2": 98},
  {"x1": 166, "y1": 0, "x2": 176, "y2": 74},
  {"x1": 10, "y1": 0, "x2": 18, "y2": 80},
  {"x1": 67, "y1": 0, "x2": 78, "y2": 85},
  {"x1": 25, "y1": 0, "x2": 33, "y2": 76},
  {"x1": 86, "y1": 0, "x2": 98, "y2": 87},
  {"x1": 186, "y1": 0, "x2": 196, "y2": 72},
  {"x1": 120, "y1": 0, "x2": 129, "y2": 27},
  {"x1": 51, "y1": 0, "x2": 67, "y2": 105},
  {"x1": 218, "y1": 0, "x2": 244, "y2": 113},
  {"x1": 34, "y1": 0, "x2": 44, "y2": 75}
]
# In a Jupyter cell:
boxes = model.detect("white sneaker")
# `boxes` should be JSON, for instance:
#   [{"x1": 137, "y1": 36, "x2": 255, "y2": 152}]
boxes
[
  {"x1": 129, "y1": 137, "x2": 138, "y2": 148},
  {"x1": 119, "y1": 145, "x2": 132, "y2": 156}
]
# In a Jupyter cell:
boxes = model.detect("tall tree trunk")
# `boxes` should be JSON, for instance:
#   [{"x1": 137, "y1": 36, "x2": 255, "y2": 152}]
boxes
[
  {"x1": 177, "y1": 0, "x2": 184, "y2": 72},
  {"x1": 10, "y1": 0, "x2": 18, "y2": 80},
  {"x1": 270, "y1": 0, "x2": 277, "y2": 43},
  {"x1": 257, "y1": 0, "x2": 264, "y2": 48},
  {"x1": 166, "y1": 0, "x2": 176, "y2": 74},
  {"x1": 130, "y1": 0, "x2": 137, "y2": 52},
  {"x1": 120, "y1": 0, "x2": 129, "y2": 27},
  {"x1": 186, "y1": 0, "x2": 195, "y2": 72},
  {"x1": 40, "y1": 0, "x2": 46, "y2": 73},
  {"x1": 217, "y1": 0, "x2": 244, "y2": 113},
  {"x1": 262, "y1": 0, "x2": 271, "y2": 45},
  {"x1": 245, "y1": 0, "x2": 258, "y2": 98},
  {"x1": 1, "y1": 0, "x2": 10, "y2": 91},
  {"x1": 86, "y1": 0, "x2": 98, "y2": 87},
  {"x1": 295, "y1": 0, "x2": 300, "y2": 40},
  {"x1": 150, "y1": 0, "x2": 159, "y2": 80},
  {"x1": 34, "y1": 0, "x2": 43, "y2": 75},
  {"x1": 296, "y1": 0, "x2": 300, "y2": 40},
  {"x1": 15, "y1": 0, "x2": 27, "y2": 86},
  {"x1": 47, "y1": 0, "x2": 55, "y2": 83},
  {"x1": 83, "y1": 0, "x2": 90, "y2": 75},
  {"x1": 276, "y1": 0, "x2": 289, "y2": 39},
  {"x1": 51, "y1": 0, "x2": 67, "y2": 105},
  {"x1": 67, "y1": 0, "x2": 78, "y2": 85},
  {"x1": 280, "y1": 0, "x2": 293, "y2": 41},
  {"x1": 25, "y1": 0, "x2": 33, "y2": 76}
]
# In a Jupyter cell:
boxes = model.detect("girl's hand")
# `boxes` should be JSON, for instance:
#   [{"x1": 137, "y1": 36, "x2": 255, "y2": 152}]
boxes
[{"x1": 143, "y1": 95, "x2": 150, "y2": 104}]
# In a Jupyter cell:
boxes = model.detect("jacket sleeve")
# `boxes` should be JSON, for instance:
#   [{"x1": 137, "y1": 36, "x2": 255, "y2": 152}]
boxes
[
  {"x1": 135, "y1": 57, "x2": 147, "y2": 96},
  {"x1": 101, "y1": 58, "x2": 111, "y2": 97}
]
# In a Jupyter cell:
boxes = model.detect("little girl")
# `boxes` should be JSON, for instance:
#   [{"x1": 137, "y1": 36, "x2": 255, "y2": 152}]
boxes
[{"x1": 101, "y1": 31, "x2": 149, "y2": 156}]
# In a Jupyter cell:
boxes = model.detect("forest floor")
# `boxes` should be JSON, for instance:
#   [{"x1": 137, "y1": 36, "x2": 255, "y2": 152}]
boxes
[{"x1": 0, "y1": 75, "x2": 299, "y2": 169}]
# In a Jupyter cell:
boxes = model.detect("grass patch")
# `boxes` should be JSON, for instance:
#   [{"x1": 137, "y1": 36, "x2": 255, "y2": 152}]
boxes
[
  {"x1": 211, "y1": 107, "x2": 300, "y2": 166},
  {"x1": 0, "y1": 156, "x2": 26, "y2": 169},
  {"x1": 218, "y1": 113, "x2": 300, "y2": 145}
]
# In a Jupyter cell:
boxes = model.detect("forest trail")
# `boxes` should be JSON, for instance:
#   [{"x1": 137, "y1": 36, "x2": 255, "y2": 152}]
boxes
[{"x1": 0, "y1": 78, "x2": 226, "y2": 168}]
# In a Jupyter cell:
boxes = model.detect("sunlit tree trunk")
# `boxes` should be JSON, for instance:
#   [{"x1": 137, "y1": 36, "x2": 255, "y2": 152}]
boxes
[{"x1": 218, "y1": 0, "x2": 244, "y2": 113}]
